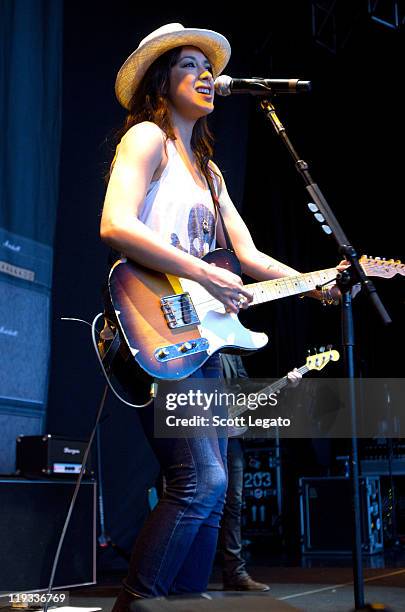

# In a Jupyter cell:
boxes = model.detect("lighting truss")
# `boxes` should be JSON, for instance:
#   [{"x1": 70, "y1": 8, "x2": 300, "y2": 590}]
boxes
[
  {"x1": 311, "y1": 1, "x2": 361, "y2": 54},
  {"x1": 368, "y1": 0, "x2": 403, "y2": 30}
]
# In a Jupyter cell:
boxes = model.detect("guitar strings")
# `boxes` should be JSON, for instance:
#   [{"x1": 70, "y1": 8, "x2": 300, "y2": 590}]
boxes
[
  {"x1": 162, "y1": 259, "x2": 398, "y2": 324},
  {"x1": 189, "y1": 259, "x2": 397, "y2": 312},
  {"x1": 229, "y1": 354, "x2": 334, "y2": 419}
]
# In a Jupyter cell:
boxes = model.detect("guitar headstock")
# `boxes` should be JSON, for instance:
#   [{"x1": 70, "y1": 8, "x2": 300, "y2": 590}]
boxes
[
  {"x1": 360, "y1": 255, "x2": 405, "y2": 279},
  {"x1": 306, "y1": 347, "x2": 340, "y2": 371}
]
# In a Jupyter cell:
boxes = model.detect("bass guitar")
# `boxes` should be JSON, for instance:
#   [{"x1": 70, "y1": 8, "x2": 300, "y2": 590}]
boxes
[{"x1": 227, "y1": 348, "x2": 340, "y2": 437}]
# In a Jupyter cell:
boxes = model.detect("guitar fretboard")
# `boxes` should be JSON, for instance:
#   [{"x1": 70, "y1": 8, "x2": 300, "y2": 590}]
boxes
[
  {"x1": 246, "y1": 267, "x2": 337, "y2": 305},
  {"x1": 230, "y1": 364, "x2": 309, "y2": 420}
]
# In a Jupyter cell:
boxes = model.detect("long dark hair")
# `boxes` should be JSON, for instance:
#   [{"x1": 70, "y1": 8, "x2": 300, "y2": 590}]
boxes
[{"x1": 108, "y1": 46, "x2": 217, "y2": 182}]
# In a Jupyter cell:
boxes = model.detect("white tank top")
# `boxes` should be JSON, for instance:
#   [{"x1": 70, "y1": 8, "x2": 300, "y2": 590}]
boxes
[{"x1": 139, "y1": 139, "x2": 217, "y2": 259}]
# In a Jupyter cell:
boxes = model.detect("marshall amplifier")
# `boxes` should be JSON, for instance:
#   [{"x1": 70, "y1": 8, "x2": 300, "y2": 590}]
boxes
[
  {"x1": 0, "y1": 228, "x2": 53, "y2": 473},
  {"x1": 16, "y1": 435, "x2": 93, "y2": 477}
]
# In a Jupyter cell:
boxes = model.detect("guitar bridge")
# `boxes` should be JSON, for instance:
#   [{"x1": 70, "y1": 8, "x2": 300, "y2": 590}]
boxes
[{"x1": 160, "y1": 293, "x2": 200, "y2": 329}]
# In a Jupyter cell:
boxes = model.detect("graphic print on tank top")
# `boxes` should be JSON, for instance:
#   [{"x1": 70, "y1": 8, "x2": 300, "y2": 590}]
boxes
[
  {"x1": 170, "y1": 203, "x2": 216, "y2": 258},
  {"x1": 139, "y1": 137, "x2": 217, "y2": 258}
]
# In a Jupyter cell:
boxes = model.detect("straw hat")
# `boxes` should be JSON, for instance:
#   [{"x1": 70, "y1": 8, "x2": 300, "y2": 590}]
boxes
[{"x1": 115, "y1": 23, "x2": 231, "y2": 109}]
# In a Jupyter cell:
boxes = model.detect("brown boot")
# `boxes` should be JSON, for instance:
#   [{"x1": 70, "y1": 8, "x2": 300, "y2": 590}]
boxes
[{"x1": 223, "y1": 575, "x2": 270, "y2": 591}]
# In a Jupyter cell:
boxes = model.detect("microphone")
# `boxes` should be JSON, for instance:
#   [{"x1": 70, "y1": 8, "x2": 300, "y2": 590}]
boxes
[{"x1": 214, "y1": 75, "x2": 311, "y2": 96}]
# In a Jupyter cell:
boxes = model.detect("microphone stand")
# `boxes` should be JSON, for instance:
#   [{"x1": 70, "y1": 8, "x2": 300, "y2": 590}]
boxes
[{"x1": 259, "y1": 97, "x2": 391, "y2": 611}]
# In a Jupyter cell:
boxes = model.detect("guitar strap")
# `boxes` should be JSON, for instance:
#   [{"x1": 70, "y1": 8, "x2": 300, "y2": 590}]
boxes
[{"x1": 205, "y1": 166, "x2": 235, "y2": 253}]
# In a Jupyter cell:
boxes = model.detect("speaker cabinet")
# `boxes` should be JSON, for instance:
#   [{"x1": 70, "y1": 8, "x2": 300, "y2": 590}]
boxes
[
  {"x1": 0, "y1": 228, "x2": 52, "y2": 473},
  {"x1": 0, "y1": 478, "x2": 96, "y2": 593},
  {"x1": 0, "y1": 280, "x2": 50, "y2": 405}
]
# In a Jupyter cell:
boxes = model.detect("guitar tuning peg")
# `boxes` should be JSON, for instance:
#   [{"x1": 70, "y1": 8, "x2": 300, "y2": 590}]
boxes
[
  {"x1": 326, "y1": 344, "x2": 332, "y2": 351},
  {"x1": 319, "y1": 346, "x2": 325, "y2": 353},
  {"x1": 307, "y1": 348, "x2": 311, "y2": 355}
]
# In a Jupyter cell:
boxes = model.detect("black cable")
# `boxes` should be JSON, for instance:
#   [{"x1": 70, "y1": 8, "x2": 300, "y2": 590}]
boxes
[
  {"x1": 41, "y1": 312, "x2": 156, "y2": 609},
  {"x1": 42, "y1": 313, "x2": 153, "y2": 609},
  {"x1": 43, "y1": 383, "x2": 109, "y2": 612}
]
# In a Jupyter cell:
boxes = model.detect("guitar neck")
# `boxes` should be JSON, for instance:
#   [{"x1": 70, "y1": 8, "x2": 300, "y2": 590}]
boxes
[
  {"x1": 231, "y1": 364, "x2": 309, "y2": 420},
  {"x1": 246, "y1": 267, "x2": 337, "y2": 305}
]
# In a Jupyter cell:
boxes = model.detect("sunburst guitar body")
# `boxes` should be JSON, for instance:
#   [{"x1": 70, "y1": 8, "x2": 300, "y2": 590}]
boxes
[{"x1": 107, "y1": 250, "x2": 403, "y2": 381}]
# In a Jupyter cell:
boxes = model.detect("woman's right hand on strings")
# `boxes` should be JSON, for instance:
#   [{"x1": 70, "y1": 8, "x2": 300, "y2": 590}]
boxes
[{"x1": 198, "y1": 263, "x2": 253, "y2": 314}]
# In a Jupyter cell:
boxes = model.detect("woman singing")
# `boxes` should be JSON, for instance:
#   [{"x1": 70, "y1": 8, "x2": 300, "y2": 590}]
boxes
[{"x1": 101, "y1": 22, "x2": 343, "y2": 607}]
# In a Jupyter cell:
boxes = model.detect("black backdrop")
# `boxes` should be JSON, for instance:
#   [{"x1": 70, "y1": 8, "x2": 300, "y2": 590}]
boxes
[{"x1": 47, "y1": 1, "x2": 404, "y2": 568}]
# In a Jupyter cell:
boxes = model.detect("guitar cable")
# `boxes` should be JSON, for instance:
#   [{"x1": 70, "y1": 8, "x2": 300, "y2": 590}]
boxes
[
  {"x1": 62, "y1": 313, "x2": 155, "y2": 408},
  {"x1": 42, "y1": 381, "x2": 108, "y2": 612},
  {"x1": 40, "y1": 316, "x2": 155, "y2": 607}
]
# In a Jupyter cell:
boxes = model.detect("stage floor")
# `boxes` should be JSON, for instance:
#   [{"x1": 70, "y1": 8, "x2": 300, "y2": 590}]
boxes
[{"x1": 69, "y1": 550, "x2": 405, "y2": 612}]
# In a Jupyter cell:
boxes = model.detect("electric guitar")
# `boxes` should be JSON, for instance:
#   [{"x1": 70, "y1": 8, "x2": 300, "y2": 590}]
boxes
[
  {"x1": 107, "y1": 250, "x2": 403, "y2": 380},
  {"x1": 227, "y1": 348, "x2": 340, "y2": 437}
]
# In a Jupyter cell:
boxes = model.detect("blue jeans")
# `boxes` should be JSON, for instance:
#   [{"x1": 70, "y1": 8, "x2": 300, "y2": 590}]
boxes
[
  {"x1": 220, "y1": 438, "x2": 248, "y2": 582},
  {"x1": 124, "y1": 355, "x2": 228, "y2": 597}
]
